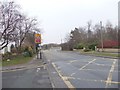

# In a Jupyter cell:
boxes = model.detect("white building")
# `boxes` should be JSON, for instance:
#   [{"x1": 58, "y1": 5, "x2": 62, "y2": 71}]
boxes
[
  {"x1": 0, "y1": 31, "x2": 15, "y2": 54},
  {"x1": 0, "y1": 41, "x2": 15, "y2": 54}
]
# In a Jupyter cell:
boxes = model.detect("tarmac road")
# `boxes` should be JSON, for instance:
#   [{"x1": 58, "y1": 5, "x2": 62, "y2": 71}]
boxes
[{"x1": 43, "y1": 47, "x2": 120, "y2": 89}]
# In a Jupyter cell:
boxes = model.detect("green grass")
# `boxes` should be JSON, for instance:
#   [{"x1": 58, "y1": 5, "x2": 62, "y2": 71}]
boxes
[
  {"x1": 2, "y1": 55, "x2": 35, "y2": 67},
  {"x1": 80, "y1": 50, "x2": 119, "y2": 58},
  {"x1": 0, "y1": 61, "x2": 2, "y2": 67}
]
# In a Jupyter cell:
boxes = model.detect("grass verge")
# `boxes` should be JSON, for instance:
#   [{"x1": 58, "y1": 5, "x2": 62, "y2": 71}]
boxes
[
  {"x1": 79, "y1": 50, "x2": 119, "y2": 58},
  {"x1": 2, "y1": 55, "x2": 35, "y2": 67}
]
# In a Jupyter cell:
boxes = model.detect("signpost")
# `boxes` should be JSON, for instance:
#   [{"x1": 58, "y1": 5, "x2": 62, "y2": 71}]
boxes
[
  {"x1": 35, "y1": 33, "x2": 42, "y2": 59},
  {"x1": 35, "y1": 33, "x2": 41, "y2": 44}
]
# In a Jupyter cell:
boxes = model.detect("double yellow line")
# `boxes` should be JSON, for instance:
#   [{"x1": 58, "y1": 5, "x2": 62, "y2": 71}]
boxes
[{"x1": 52, "y1": 63, "x2": 76, "y2": 90}]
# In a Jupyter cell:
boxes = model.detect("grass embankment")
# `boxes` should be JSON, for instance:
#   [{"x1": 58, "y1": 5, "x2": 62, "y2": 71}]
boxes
[
  {"x1": 2, "y1": 55, "x2": 35, "y2": 67},
  {"x1": 79, "y1": 50, "x2": 119, "y2": 58}
]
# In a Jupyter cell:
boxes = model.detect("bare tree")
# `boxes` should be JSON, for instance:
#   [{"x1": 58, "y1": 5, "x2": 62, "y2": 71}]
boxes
[
  {"x1": 64, "y1": 33, "x2": 71, "y2": 43},
  {"x1": 87, "y1": 21, "x2": 93, "y2": 43},
  {"x1": 105, "y1": 21, "x2": 118, "y2": 41},
  {"x1": 93, "y1": 24, "x2": 101, "y2": 43},
  {"x1": 0, "y1": 1, "x2": 41, "y2": 53},
  {"x1": 0, "y1": 1, "x2": 21, "y2": 50},
  {"x1": 15, "y1": 16, "x2": 40, "y2": 52}
]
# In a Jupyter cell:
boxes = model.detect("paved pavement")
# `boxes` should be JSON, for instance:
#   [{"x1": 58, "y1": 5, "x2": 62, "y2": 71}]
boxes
[
  {"x1": 2, "y1": 55, "x2": 53, "y2": 88},
  {"x1": 43, "y1": 48, "x2": 120, "y2": 89},
  {"x1": 2, "y1": 66, "x2": 52, "y2": 88}
]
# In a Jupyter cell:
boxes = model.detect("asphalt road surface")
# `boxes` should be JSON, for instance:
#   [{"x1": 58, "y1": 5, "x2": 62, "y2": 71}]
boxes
[
  {"x1": 44, "y1": 47, "x2": 120, "y2": 88},
  {"x1": 2, "y1": 62, "x2": 52, "y2": 88}
]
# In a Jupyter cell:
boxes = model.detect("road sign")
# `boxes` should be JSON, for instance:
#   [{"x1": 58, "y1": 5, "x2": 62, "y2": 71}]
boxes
[{"x1": 35, "y1": 33, "x2": 41, "y2": 44}]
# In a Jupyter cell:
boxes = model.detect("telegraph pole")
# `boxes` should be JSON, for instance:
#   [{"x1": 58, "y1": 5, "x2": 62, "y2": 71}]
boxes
[{"x1": 100, "y1": 21, "x2": 103, "y2": 52}]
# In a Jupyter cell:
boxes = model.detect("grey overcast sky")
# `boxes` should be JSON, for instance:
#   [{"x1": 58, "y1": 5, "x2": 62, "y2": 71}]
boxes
[{"x1": 4, "y1": 0, "x2": 119, "y2": 44}]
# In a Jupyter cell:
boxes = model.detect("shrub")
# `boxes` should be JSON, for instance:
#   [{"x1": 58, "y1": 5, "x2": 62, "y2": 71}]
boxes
[
  {"x1": 2, "y1": 52, "x2": 12, "y2": 60},
  {"x1": 88, "y1": 43, "x2": 97, "y2": 50},
  {"x1": 23, "y1": 46, "x2": 33, "y2": 57},
  {"x1": 74, "y1": 43, "x2": 84, "y2": 49}
]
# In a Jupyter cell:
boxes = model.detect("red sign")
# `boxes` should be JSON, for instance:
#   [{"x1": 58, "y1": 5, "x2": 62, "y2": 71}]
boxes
[{"x1": 35, "y1": 34, "x2": 41, "y2": 44}]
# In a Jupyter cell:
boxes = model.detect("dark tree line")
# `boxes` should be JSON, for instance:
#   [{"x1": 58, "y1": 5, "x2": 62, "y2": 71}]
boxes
[{"x1": 62, "y1": 21, "x2": 118, "y2": 50}]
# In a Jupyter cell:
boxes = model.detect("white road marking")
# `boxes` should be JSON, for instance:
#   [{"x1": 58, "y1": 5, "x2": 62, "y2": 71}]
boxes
[
  {"x1": 37, "y1": 68, "x2": 41, "y2": 72},
  {"x1": 67, "y1": 60, "x2": 77, "y2": 64},
  {"x1": 81, "y1": 69, "x2": 107, "y2": 72},
  {"x1": 105, "y1": 59, "x2": 117, "y2": 88},
  {"x1": 92, "y1": 62, "x2": 111, "y2": 66},
  {"x1": 80, "y1": 68, "x2": 119, "y2": 72},
  {"x1": 67, "y1": 63, "x2": 71, "y2": 64},
  {"x1": 52, "y1": 63, "x2": 75, "y2": 89},
  {"x1": 79, "y1": 59, "x2": 96, "y2": 70},
  {"x1": 67, "y1": 77, "x2": 120, "y2": 84},
  {"x1": 70, "y1": 59, "x2": 97, "y2": 77},
  {"x1": 70, "y1": 73, "x2": 76, "y2": 76},
  {"x1": 52, "y1": 72, "x2": 57, "y2": 74},
  {"x1": 51, "y1": 83, "x2": 55, "y2": 88},
  {"x1": 69, "y1": 60, "x2": 77, "y2": 63}
]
